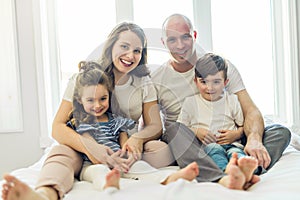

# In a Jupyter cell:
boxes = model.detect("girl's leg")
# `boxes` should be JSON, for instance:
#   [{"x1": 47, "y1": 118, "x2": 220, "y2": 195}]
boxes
[{"x1": 80, "y1": 163, "x2": 111, "y2": 190}]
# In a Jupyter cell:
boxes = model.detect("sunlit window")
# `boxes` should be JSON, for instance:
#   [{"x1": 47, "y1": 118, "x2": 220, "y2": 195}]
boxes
[
  {"x1": 56, "y1": 0, "x2": 116, "y2": 94},
  {"x1": 0, "y1": 0, "x2": 22, "y2": 132},
  {"x1": 211, "y1": 0, "x2": 274, "y2": 116}
]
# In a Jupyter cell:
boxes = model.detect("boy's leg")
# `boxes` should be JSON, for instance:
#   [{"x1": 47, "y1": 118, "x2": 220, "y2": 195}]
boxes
[{"x1": 205, "y1": 143, "x2": 228, "y2": 171}]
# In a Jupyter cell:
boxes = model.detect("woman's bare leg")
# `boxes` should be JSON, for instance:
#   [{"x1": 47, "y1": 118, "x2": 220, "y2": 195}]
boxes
[{"x1": 2, "y1": 174, "x2": 58, "y2": 200}]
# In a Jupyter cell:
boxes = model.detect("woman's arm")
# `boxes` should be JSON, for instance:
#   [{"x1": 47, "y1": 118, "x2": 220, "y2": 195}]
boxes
[
  {"x1": 133, "y1": 100, "x2": 163, "y2": 142},
  {"x1": 119, "y1": 132, "x2": 129, "y2": 148},
  {"x1": 122, "y1": 100, "x2": 162, "y2": 157},
  {"x1": 52, "y1": 100, "x2": 87, "y2": 152}
]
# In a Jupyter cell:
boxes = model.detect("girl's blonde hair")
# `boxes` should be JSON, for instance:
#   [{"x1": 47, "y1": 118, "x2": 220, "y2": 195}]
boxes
[{"x1": 72, "y1": 61, "x2": 113, "y2": 127}]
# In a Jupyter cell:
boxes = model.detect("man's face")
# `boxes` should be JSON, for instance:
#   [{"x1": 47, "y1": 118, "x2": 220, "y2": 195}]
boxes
[{"x1": 164, "y1": 18, "x2": 196, "y2": 65}]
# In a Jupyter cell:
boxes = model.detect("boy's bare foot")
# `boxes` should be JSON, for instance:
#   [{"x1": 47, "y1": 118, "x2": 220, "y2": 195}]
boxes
[
  {"x1": 2, "y1": 174, "x2": 57, "y2": 200},
  {"x1": 219, "y1": 163, "x2": 246, "y2": 190},
  {"x1": 103, "y1": 169, "x2": 121, "y2": 190},
  {"x1": 238, "y1": 156, "x2": 259, "y2": 182},
  {"x1": 162, "y1": 162, "x2": 199, "y2": 185}
]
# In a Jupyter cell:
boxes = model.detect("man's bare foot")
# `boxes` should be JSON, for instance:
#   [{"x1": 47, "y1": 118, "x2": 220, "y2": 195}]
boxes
[
  {"x1": 219, "y1": 164, "x2": 245, "y2": 190},
  {"x1": 238, "y1": 156, "x2": 259, "y2": 182},
  {"x1": 103, "y1": 169, "x2": 121, "y2": 190},
  {"x1": 162, "y1": 162, "x2": 199, "y2": 185},
  {"x1": 2, "y1": 174, "x2": 57, "y2": 200}
]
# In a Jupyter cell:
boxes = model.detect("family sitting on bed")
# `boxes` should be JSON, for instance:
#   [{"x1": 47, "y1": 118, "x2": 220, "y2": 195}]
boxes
[{"x1": 1, "y1": 13, "x2": 291, "y2": 200}]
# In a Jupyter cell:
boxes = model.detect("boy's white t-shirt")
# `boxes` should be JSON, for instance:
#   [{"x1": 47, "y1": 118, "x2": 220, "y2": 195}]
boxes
[
  {"x1": 177, "y1": 91, "x2": 244, "y2": 134},
  {"x1": 151, "y1": 59, "x2": 245, "y2": 123},
  {"x1": 63, "y1": 73, "x2": 157, "y2": 135}
]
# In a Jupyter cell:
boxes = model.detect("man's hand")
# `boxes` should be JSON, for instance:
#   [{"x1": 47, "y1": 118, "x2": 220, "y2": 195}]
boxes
[
  {"x1": 243, "y1": 139, "x2": 271, "y2": 169},
  {"x1": 121, "y1": 136, "x2": 143, "y2": 161}
]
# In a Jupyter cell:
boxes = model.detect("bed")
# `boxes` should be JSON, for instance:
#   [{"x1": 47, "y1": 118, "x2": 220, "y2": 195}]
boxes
[{"x1": 1, "y1": 131, "x2": 300, "y2": 200}]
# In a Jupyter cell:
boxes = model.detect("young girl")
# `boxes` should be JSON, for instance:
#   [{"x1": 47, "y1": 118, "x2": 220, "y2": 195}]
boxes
[{"x1": 68, "y1": 61, "x2": 199, "y2": 191}]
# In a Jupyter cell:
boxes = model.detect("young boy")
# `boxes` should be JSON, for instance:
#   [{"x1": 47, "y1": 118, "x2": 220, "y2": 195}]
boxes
[{"x1": 177, "y1": 53, "x2": 252, "y2": 172}]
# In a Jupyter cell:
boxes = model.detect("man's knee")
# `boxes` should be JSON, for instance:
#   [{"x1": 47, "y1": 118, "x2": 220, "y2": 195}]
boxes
[{"x1": 264, "y1": 124, "x2": 291, "y2": 145}]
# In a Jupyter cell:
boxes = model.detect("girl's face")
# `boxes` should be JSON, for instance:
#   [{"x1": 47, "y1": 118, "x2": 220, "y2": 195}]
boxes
[
  {"x1": 111, "y1": 30, "x2": 143, "y2": 75},
  {"x1": 80, "y1": 84, "x2": 109, "y2": 121},
  {"x1": 195, "y1": 71, "x2": 228, "y2": 101}
]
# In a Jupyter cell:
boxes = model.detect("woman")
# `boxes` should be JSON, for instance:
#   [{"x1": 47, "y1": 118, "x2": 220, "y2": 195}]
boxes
[{"x1": 2, "y1": 22, "x2": 173, "y2": 200}]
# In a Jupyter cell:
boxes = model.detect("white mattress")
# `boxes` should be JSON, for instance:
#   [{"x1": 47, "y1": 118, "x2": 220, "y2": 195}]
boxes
[{"x1": 2, "y1": 132, "x2": 300, "y2": 200}]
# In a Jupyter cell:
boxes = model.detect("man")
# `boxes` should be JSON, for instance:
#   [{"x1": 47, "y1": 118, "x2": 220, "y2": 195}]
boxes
[{"x1": 151, "y1": 13, "x2": 291, "y2": 186}]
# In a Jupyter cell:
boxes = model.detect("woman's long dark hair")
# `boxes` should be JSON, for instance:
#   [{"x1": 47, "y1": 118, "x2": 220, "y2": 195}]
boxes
[{"x1": 98, "y1": 22, "x2": 150, "y2": 87}]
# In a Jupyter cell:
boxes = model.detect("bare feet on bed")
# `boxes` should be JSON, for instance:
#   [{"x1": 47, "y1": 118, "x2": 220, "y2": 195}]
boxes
[
  {"x1": 162, "y1": 161, "x2": 199, "y2": 185},
  {"x1": 219, "y1": 163, "x2": 246, "y2": 190},
  {"x1": 238, "y1": 156, "x2": 259, "y2": 182},
  {"x1": 218, "y1": 153, "x2": 260, "y2": 190},
  {"x1": 2, "y1": 174, "x2": 58, "y2": 200},
  {"x1": 103, "y1": 168, "x2": 121, "y2": 190}
]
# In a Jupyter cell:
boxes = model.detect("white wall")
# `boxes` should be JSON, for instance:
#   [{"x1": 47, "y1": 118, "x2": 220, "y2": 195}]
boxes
[{"x1": 0, "y1": 0, "x2": 44, "y2": 175}]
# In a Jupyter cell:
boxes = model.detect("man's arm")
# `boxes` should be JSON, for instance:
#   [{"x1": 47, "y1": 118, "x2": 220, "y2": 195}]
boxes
[{"x1": 235, "y1": 89, "x2": 271, "y2": 169}]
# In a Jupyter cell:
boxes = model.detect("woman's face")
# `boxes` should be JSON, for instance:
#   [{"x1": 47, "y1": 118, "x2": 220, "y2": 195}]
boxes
[{"x1": 111, "y1": 30, "x2": 143, "y2": 75}]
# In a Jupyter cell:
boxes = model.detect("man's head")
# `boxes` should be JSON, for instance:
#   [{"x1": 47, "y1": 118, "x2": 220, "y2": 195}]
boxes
[{"x1": 161, "y1": 14, "x2": 197, "y2": 70}]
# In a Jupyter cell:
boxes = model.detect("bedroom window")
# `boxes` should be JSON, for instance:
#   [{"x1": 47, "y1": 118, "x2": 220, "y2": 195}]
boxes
[{"x1": 0, "y1": 0, "x2": 23, "y2": 133}]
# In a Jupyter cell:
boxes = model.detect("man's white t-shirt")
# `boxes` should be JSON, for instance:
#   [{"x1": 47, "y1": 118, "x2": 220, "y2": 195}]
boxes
[{"x1": 151, "y1": 58, "x2": 245, "y2": 123}]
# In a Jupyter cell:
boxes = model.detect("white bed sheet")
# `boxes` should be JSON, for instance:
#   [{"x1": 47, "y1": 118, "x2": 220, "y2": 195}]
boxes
[{"x1": 1, "y1": 132, "x2": 300, "y2": 200}]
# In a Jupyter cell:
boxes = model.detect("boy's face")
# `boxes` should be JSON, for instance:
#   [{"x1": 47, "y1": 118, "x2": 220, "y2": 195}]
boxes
[{"x1": 195, "y1": 71, "x2": 228, "y2": 101}]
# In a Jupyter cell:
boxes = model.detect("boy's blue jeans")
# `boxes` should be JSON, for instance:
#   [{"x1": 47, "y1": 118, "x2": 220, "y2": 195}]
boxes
[{"x1": 204, "y1": 143, "x2": 245, "y2": 171}]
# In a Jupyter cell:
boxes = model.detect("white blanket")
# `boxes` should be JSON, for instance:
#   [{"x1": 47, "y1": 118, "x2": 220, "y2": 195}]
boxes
[{"x1": 1, "y1": 133, "x2": 300, "y2": 200}]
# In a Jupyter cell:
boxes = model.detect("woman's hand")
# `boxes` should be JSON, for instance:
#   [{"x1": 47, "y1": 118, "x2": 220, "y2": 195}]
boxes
[
  {"x1": 80, "y1": 135, "x2": 130, "y2": 172},
  {"x1": 121, "y1": 136, "x2": 143, "y2": 161}
]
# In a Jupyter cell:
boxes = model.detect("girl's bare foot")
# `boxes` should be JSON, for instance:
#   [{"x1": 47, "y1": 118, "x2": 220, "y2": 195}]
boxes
[
  {"x1": 238, "y1": 156, "x2": 259, "y2": 182},
  {"x1": 162, "y1": 162, "x2": 199, "y2": 185},
  {"x1": 103, "y1": 169, "x2": 121, "y2": 190},
  {"x1": 2, "y1": 174, "x2": 57, "y2": 200}
]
